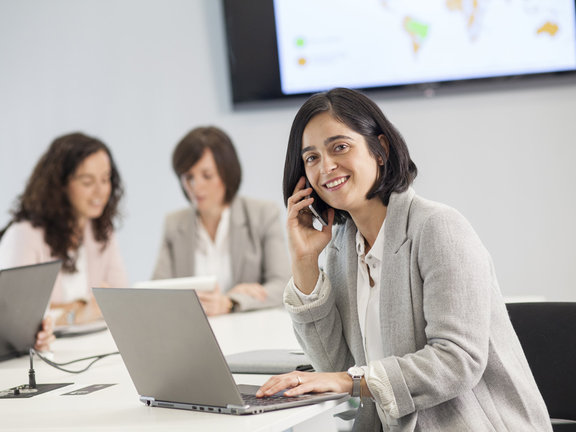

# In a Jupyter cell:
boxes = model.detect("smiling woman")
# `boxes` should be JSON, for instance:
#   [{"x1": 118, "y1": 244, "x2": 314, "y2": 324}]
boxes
[
  {"x1": 259, "y1": 88, "x2": 553, "y2": 431},
  {"x1": 0, "y1": 132, "x2": 128, "y2": 348},
  {"x1": 66, "y1": 150, "x2": 113, "y2": 227}
]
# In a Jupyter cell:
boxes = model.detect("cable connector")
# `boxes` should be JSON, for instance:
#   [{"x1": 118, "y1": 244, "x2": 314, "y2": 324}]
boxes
[{"x1": 28, "y1": 348, "x2": 36, "y2": 389}]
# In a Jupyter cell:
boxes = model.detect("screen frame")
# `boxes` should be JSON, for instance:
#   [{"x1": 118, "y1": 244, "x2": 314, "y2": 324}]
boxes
[{"x1": 222, "y1": 0, "x2": 576, "y2": 105}]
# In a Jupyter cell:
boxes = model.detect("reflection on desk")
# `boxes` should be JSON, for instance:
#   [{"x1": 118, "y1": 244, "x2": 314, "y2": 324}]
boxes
[{"x1": 0, "y1": 308, "x2": 348, "y2": 432}]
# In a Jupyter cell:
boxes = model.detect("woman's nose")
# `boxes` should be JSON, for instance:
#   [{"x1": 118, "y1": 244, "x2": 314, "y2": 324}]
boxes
[{"x1": 320, "y1": 155, "x2": 337, "y2": 175}]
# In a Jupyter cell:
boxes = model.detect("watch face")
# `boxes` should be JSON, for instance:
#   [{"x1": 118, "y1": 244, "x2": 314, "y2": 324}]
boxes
[{"x1": 348, "y1": 366, "x2": 364, "y2": 377}]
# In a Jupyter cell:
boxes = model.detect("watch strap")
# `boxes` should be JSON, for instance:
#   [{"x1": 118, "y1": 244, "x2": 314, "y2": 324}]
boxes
[
  {"x1": 347, "y1": 366, "x2": 364, "y2": 398},
  {"x1": 351, "y1": 376, "x2": 361, "y2": 398}
]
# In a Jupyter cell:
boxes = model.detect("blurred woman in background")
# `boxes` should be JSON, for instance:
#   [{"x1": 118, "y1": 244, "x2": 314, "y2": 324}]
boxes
[
  {"x1": 152, "y1": 126, "x2": 290, "y2": 315},
  {"x1": 0, "y1": 132, "x2": 128, "y2": 348}
]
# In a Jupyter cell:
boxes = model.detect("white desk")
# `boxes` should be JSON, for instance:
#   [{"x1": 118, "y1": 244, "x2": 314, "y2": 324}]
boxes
[{"x1": 0, "y1": 308, "x2": 347, "y2": 432}]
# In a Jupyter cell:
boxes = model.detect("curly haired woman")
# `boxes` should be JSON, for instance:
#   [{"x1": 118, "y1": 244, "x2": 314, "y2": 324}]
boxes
[{"x1": 0, "y1": 132, "x2": 128, "y2": 349}]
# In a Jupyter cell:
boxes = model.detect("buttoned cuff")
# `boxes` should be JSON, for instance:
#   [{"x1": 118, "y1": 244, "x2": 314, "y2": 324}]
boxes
[
  {"x1": 284, "y1": 272, "x2": 326, "y2": 306},
  {"x1": 365, "y1": 361, "x2": 400, "y2": 418}
]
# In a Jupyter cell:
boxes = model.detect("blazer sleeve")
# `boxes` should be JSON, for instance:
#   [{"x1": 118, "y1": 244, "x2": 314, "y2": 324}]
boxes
[
  {"x1": 378, "y1": 207, "x2": 495, "y2": 418},
  {"x1": 229, "y1": 202, "x2": 291, "y2": 311},
  {"x1": 151, "y1": 215, "x2": 176, "y2": 280},
  {"x1": 283, "y1": 272, "x2": 356, "y2": 372}
]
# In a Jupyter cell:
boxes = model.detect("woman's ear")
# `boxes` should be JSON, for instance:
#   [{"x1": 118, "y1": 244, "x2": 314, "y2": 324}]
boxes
[{"x1": 377, "y1": 134, "x2": 389, "y2": 164}]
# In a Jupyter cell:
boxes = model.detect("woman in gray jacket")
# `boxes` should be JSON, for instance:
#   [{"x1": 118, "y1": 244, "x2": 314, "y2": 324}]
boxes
[
  {"x1": 152, "y1": 126, "x2": 290, "y2": 315},
  {"x1": 257, "y1": 88, "x2": 551, "y2": 431}
]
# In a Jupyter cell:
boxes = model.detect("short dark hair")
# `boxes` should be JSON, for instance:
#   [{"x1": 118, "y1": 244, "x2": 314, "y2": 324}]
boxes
[
  {"x1": 283, "y1": 88, "x2": 418, "y2": 224},
  {"x1": 172, "y1": 126, "x2": 242, "y2": 204},
  {"x1": 1, "y1": 132, "x2": 123, "y2": 272}
]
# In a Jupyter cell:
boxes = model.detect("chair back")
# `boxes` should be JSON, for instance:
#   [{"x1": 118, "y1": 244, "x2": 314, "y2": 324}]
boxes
[{"x1": 506, "y1": 302, "x2": 576, "y2": 423}]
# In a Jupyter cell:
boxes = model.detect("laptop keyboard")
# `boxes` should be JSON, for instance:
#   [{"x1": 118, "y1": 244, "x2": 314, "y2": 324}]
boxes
[{"x1": 241, "y1": 392, "x2": 316, "y2": 406}]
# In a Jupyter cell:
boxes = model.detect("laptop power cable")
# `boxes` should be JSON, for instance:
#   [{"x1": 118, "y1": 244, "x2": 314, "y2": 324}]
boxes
[{"x1": 0, "y1": 348, "x2": 120, "y2": 399}]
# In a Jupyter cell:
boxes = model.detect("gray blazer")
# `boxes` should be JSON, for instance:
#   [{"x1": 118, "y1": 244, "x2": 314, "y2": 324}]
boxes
[
  {"x1": 286, "y1": 188, "x2": 551, "y2": 431},
  {"x1": 153, "y1": 196, "x2": 291, "y2": 311}
]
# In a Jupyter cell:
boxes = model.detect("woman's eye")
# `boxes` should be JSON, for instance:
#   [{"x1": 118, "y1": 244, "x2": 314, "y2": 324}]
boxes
[
  {"x1": 334, "y1": 144, "x2": 348, "y2": 152},
  {"x1": 303, "y1": 154, "x2": 317, "y2": 164}
]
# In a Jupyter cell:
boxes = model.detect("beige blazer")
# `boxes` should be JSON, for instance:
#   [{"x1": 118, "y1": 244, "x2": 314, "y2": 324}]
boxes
[
  {"x1": 152, "y1": 196, "x2": 291, "y2": 311},
  {"x1": 285, "y1": 188, "x2": 551, "y2": 431},
  {"x1": 0, "y1": 220, "x2": 128, "y2": 304}
]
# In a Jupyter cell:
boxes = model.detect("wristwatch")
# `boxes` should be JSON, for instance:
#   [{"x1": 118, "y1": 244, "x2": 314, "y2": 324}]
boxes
[
  {"x1": 347, "y1": 366, "x2": 365, "y2": 398},
  {"x1": 66, "y1": 309, "x2": 76, "y2": 325}
]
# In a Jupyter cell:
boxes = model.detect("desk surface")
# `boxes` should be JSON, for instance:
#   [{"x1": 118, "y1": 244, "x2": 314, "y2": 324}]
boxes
[{"x1": 0, "y1": 308, "x2": 346, "y2": 432}]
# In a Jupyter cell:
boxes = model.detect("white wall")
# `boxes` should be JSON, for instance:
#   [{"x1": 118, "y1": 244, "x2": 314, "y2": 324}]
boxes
[{"x1": 1, "y1": 0, "x2": 575, "y2": 300}]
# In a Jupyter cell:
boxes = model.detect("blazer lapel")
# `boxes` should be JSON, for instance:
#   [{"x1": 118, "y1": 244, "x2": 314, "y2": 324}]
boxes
[
  {"x1": 332, "y1": 219, "x2": 367, "y2": 365},
  {"x1": 178, "y1": 207, "x2": 197, "y2": 276},
  {"x1": 229, "y1": 198, "x2": 248, "y2": 283},
  {"x1": 380, "y1": 187, "x2": 417, "y2": 356},
  {"x1": 383, "y1": 187, "x2": 414, "y2": 256}
]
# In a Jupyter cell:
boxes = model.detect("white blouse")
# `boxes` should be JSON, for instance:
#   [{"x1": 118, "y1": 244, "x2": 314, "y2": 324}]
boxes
[
  {"x1": 193, "y1": 208, "x2": 233, "y2": 293},
  {"x1": 59, "y1": 245, "x2": 89, "y2": 303}
]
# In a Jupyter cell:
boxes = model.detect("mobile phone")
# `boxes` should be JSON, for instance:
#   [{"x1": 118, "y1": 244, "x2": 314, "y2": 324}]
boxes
[{"x1": 305, "y1": 179, "x2": 328, "y2": 226}]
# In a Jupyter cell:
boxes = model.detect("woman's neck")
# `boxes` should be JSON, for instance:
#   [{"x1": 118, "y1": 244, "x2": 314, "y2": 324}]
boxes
[
  {"x1": 198, "y1": 205, "x2": 227, "y2": 242},
  {"x1": 77, "y1": 217, "x2": 87, "y2": 232},
  {"x1": 350, "y1": 199, "x2": 387, "y2": 254},
  {"x1": 72, "y1": 217, "x2": 88, "y2": 249}
]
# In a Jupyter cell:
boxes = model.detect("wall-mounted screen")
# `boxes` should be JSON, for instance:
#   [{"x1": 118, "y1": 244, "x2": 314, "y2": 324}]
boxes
[{"x1": 223, "y1": 0, "x2": 576, "y2": 104}]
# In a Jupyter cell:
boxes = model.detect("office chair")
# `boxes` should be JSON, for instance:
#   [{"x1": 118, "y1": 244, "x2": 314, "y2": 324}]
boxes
[{"x1": 506, "y1": 302, "x2": 576, "y2": 431}]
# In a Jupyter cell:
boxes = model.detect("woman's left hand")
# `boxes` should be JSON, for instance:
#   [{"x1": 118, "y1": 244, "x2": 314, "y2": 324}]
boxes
[
  {"x1": 34, "y1": 316, "x2": 55, "y2": 352},
  {"x1": 228, "y1": 283, "x2": 267, "y2": 302},
  {"x1": 196, "y1": 286, "x2": 234, "y2": 316},
  {"x1": 256, "y1": 371, "x2": 352, "y2": 398}
]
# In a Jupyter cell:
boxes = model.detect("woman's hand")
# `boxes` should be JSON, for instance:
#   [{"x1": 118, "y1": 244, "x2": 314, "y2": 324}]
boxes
[
  {"x1": 34, "y1": 316, "x2": 55, "y2": 352},
  {"x1": 52, "y1": 292, "x2": 104, "y2": 326},
  {"x1": 228, "y1": 283, "x2": 267, "y2": 302},
  {"x1": 196, "y1": 285, "x2": 234, "y2": 316},
  {"x1": 286, "y1": 177, "x2": 334, "y2": 293},
  {"x1": 287, "y1": 177, "x2": 334, "y2": 259},
  {"x1": 256, "y1": 371, "x2": 352, "y2": 398},
  {"x1": 79, "y1": 292, "x2": 104, "y2": 322}
]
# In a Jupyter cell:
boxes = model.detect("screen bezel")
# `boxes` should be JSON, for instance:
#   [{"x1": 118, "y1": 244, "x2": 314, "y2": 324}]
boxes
[{"x1": 222, "y1": 0, "x2": 576, "y2": 105}]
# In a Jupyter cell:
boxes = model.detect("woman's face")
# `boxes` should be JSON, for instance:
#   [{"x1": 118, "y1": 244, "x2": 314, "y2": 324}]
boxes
[
  {"x1": 180, "y1": 148, "x2": 227, "y2": 214},
  {"x1": 66, "y1": 149, "x2": 112, "y2": 226},
  {"x1": 301, "y1": 112, "x2": 381, "y2": 216}
]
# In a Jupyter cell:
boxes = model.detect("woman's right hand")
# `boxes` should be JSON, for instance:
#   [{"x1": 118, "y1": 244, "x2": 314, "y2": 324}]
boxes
[
  {"x1": 286, "y1": 177, "x2": 334, "y2": 293},
  {"x1": 34, "y1": 316, "x2": 55, "y2": 352}
]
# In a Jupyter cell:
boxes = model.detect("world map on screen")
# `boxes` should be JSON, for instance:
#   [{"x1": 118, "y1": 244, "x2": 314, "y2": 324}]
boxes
[{"x1": 273, "y1": 0, "x2": 576, "y2": 94}]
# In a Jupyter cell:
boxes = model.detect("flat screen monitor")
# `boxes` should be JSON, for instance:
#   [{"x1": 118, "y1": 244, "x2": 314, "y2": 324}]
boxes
[{"x1": 222, "y1": 0, "x2": 576, "y2": 104}]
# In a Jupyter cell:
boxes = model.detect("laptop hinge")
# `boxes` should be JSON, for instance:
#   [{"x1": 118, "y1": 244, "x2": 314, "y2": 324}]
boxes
[
  {"x1": 227, "y1": 403, "x2": 250, "y2": 410},
  {"x1": 140, "y1": 396, "x2": 156, "y2": 406},
  {"x1": 227, "y1": 403, "x2": 253, "y2": 415}
]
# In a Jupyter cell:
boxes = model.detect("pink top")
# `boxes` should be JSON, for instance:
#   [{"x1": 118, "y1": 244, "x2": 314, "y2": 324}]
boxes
[{"x1": 0, "y1": 221, "x2": 129, "y2": 303}]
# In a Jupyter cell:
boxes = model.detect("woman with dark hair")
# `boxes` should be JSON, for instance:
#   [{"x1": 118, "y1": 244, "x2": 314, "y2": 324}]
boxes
[
  {"x1": 0, "y1": 132, "x2": 128, "y2": 345},
  {"x1": 257, "y1": 88, "x2": 551, "y2": 431},
  {"x1": 152, "y1": 126, "x2": 290, "y2": 315}
]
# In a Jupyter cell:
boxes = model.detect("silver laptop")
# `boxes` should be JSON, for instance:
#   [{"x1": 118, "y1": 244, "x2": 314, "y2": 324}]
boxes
[
  {"x1": 0, "y1": 260, "x2": 61, "y2": 361},
  {"x1": 93, "y1": 287, "x2": 349, "y2": 415}
]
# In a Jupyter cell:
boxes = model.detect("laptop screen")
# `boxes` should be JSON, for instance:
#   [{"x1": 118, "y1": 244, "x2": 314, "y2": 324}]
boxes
[{"x1": 0, "y1": 261, "x2": 61, "y2": 361}]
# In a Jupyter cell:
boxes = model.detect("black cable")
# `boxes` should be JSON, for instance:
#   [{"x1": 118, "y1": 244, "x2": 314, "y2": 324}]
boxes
[
  {"x1": 31, "y1": 348, "x2": 120, "y2": 374},
  {"x1": 28, "y1": 348, "x2": 36, "y2": 388}
]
